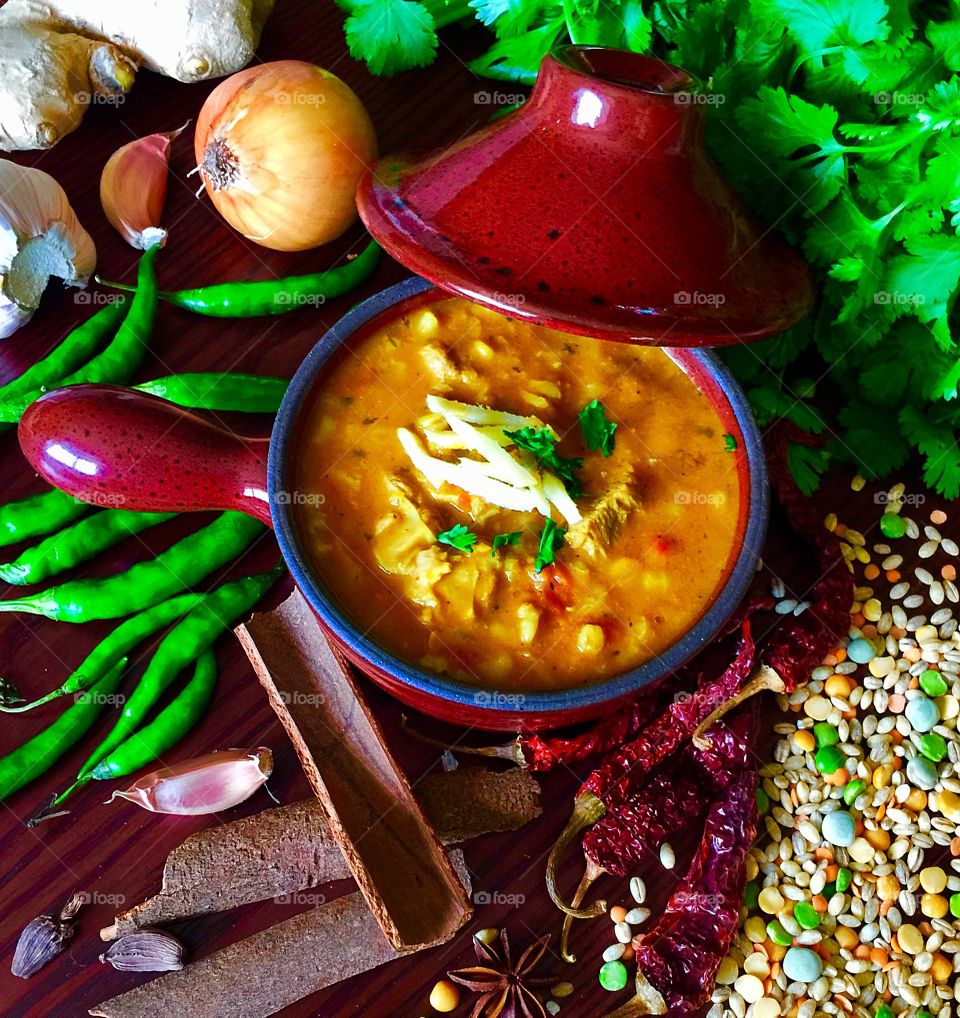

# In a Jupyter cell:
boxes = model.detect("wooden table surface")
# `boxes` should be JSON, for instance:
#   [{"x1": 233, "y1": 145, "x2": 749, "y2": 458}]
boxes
[{"x1": 0, "y1": 3, "x2": 939, "y2": 1016}]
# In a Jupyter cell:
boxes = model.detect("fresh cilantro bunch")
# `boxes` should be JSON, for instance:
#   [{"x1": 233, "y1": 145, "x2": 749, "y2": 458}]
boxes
[{"x1": 340, "y1": 0, "x2": 960, "y2": 497}]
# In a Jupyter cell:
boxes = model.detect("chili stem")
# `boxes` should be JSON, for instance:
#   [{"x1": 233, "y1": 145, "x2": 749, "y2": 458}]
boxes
[
  {"x1": 399, "y1": 715, "x2": 526, "y2": 765},
  {"x1": 545, "y1": 791, "x2": 608, "y2": 919},
  {"x1": 602, "y1": 971, "x2": 667, "y2": 1016},
  {"x1": 559, "y1": 856, "x2": 605, "y2": 962},
  {"x1": 691, "y1": 664, "x2": 784, "y2": 749}
]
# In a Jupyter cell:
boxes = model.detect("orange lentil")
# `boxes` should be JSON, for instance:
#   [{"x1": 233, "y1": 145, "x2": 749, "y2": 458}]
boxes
[
  {"x1": 879, "y1": 898, "x2": 893, "y2": 917},
  {"x1": 851, "y1": 612, "x2": 865, "y2": 627},
  {"x1": 835, "y1": 523, "x2": 847, "y2": 537},
  {"x1": 886, "y1": 569, "x2": 901, "y2": 583},
  {"x1": 823, "y1": 653, "x2": 838, "y2": 667},
  {"x1": 944, "y1": 565, "x2": 957, "y2": 582},
  {"x1": 621, "y1": 944, "x2": 635, "y2": 962},
  {"x1": 814, "y1": 847, "x2": 833, "y2": 861},
  {"x1": 825, "y1": 864, "x2": 839, "y2": 881},
  {"x1": 905, "y1": 647, "x2": 923, "y2": 663},
  {"x1": 610, "y1": 906, "x2": 628, "y2": 923},
  {"x1": 891, "y1": 732, "x2": 904, "y2": 747},
  {"x1": 931, "y1": 509, "x2": 948, "y2": 525},
  {"x1": 812, "y1": 895, "x2": 828, "y2": 913},
  {"x1": 835, "y1": 647, "x2": 847, "y2": 663},
  {"x1": 855, "y1": 818, "x2": 865, "y2": 835},
  {"x1": 876, "y1": 803, "x2": 887, "y2": 823},
  {"x1": 951, "y1": 837, "x2": 960, "y2": 857},
  {"x1": 890, "y1": 625, "x2": 906, "y2": 638},
  {"x1": 865, "y1": 564, "x2": 880, "y2": 580},
  {"x1": 909, "y1": 677, "x2": 919, "y2": 690},
  {"x1": 890, "y1": 934, "x2": 901, "y2": 954},
  {"x1": 855, "y1": 945, "x2": 871, "y2": 960},
  {"x1": 861, "y1": 624, "x2": 878, "y2": 638}
]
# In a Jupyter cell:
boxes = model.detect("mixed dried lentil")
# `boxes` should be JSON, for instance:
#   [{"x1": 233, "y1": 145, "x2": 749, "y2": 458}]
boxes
[{"x1": 711, "y1": 481, "x2": 960, "y2": 1018}]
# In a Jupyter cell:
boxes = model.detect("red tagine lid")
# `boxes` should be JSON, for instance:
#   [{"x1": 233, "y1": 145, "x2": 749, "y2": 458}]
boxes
[{"x1": 358, "y1": 46, "x2": 813, "y2": 347}]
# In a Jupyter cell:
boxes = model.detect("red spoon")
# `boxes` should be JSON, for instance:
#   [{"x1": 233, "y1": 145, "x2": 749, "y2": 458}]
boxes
[{"x1": 19, "y1": 384, "x2": 272, "y2": 525}]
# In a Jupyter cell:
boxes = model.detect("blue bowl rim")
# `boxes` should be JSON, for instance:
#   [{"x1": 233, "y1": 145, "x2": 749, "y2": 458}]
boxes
[{"x1": 269, "y1": 276, "x2": 769, "y2": 718}]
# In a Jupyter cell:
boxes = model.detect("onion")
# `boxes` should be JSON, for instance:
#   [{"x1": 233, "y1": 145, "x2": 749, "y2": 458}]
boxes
[{"x1": 194, "y1": 60, "x2": 377, "y2": 252}]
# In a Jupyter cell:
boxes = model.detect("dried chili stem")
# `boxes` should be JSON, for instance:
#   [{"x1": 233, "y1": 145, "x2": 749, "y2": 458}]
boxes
[
  {"x1": 559, "y1": 857, "x2": 604, "y2": 962},
  {"x1": 545, "y1": 791, "x2": 607, "y2": 918},
  {"x1": 603, "y1": 971, "x2": 667, "y2": 1016},
  {"x1": 691, "y1": 664, "x2": 784, "y2": 748},
  {"x1": 399, "y1": 716, "x2": 526, "y2": 765}
]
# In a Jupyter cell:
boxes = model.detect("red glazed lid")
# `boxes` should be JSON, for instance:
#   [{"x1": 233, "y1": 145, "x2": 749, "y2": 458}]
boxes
[{"x1": 357, "y1": 46, "x2": 813, "y2": 346}]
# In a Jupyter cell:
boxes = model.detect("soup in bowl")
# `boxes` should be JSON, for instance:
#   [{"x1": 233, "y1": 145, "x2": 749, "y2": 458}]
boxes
[{"x1": 273, "y1": 278, "x2": 766, "y2": 728}]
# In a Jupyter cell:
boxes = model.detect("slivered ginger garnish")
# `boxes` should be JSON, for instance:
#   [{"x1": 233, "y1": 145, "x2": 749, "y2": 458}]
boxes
[{"x1": 398, "y1": 396, "x2": 583, "y2": 524}]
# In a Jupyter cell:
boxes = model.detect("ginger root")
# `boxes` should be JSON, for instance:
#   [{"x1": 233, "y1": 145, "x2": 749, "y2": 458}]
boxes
[{"x1": 0, "y1": 0, "x2": 276, "y2": 151}]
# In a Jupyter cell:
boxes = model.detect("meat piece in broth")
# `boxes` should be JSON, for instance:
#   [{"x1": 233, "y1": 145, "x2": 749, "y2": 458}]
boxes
[{"x1": 565, "y1": 471, "x2": 640, "y2": 557}]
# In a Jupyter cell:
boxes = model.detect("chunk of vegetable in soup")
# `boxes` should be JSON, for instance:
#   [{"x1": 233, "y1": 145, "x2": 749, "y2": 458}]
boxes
[{"x1": 294, "y1": 298, "x2": 742, "y2": 691}]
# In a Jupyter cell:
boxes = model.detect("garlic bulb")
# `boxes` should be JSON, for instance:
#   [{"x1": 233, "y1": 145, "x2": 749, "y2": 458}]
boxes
[{"x1": 0, "y1": 160, "x2": 96, "y2": 338}]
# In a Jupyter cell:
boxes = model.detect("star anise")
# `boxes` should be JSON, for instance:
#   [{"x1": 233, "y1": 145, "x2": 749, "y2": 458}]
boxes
[{"x1": 448, "y1": 929, "x2": 555, "y2": 1018}]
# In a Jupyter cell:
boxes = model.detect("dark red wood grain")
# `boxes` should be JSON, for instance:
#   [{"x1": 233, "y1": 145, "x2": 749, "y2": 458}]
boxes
[{"x1": 0, "y1": 4, "x2": 931, "y2": 1017}]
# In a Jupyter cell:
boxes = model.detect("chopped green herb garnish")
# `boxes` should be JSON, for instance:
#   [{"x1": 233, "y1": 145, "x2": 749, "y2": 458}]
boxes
[
  {"x1": 578, "y1": 399, "x2": 617, "y2": 457},
  {"x1": 503, "y1": 426, "x2": 583, "y2": 497},
  {"x1": 436, "y1": 524, "x2": 476, "y2": 553},
  {"x1": 723, "y1": 434, "x2": 738, "y2": 452},
  {"x1": 535, "y1": 518, "x2": 566, "y2": 573},
  {"x1": 491, "y1": 531, "x2": 523, "y2": 557}
]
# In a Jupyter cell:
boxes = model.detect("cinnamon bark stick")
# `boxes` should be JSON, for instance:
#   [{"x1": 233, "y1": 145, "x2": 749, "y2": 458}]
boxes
[
  {"x1": 102, "y1": 767, "x2": 540, "y2": 939},
  {"x1": 91, "y1": 854, "x2": 471, "y2": 1018},
  {"x1": 235, "y1": 588, "x2": 472, "y2": 951}
]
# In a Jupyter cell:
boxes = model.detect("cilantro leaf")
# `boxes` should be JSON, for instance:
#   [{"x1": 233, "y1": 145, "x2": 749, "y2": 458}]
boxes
[
  {"x1": 578, "y1": 399, "x2": 618, "y2": 456},
  {"x1": 786, "y1": 441, "x2": 830, "y2": 496},
  {"x1": 469, "y1": 0, "x2": 543, "y2": 39},
  {"x1": 534, "y1": 518, "x2": 566, "y2": 573},
  {"x1": 886, "y1": 233, "x2": 960, "y2": 350},
  {"x1": 504, "y1": 426, "x2": 584, "y2": 496},
  {"x1": 491, "y1": 530, "x2": 523, "y2": 556},
  {"x1": 436, "y1": 523, "x2": 477, "y2": 553},
  {"x1": 736, "y1": 87, "x2": 846, "y2": 212},
  {"x1": 344, "y1": 0, "x2": 438, "y2": 76},
  {"x1": 900, "y1": 404, "x2": 960, "y2": 499},
  {"x1": 468, "y1": 18, "x2": 566, "y2": 85}
]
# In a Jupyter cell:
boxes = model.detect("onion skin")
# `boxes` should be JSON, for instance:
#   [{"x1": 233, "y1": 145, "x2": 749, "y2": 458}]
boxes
[{"x1": 194, "y1": 60, "x2": 377, "y2": 252}]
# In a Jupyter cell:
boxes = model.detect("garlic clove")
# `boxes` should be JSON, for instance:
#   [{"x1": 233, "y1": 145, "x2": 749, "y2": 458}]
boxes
[
  {"x1": 106, "y1": 747, "x2": 273, "y2": 815},
  {"x1": 100, "y1": 124, "x2": 188, "y2": 250},
  {"x1": 0, "y1": 161, "x2": 96, "y2": 338}
]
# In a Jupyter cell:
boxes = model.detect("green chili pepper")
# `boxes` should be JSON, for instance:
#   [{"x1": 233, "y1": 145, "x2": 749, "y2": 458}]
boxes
[
  {"x1": 93, "y1": 650, "x2": 218, "y2": 783},
  {"x1": 48, "y1": 651, "x2": 217, "y2": 812},
  {"x1": 100, "y1": 239, "x2": 380, "y2": 318},
  {"x1": 0, "y1": 511, "x2": 265, "y2": 623},
  {"x1": 0, "y1": 657, "x2": 127, "y2": 801},
  {"x1": 134, "y1": 373, "x2": 289, "y2": 413},
  {"x1": 0, "y1": 299, "x2": 128, "y2": 402},
  {"x1": 0, "y1": 591, "x2": 208, "y2": 712},
  {"x1": 0, "y1": 245, "x2": 160, "y2": 423},
  {"x1": 0, "y1": 487, "x2": 91, "y2": 549},
  {"x1": 0, "y1": 509, "x2": 175, "y2": 586},
  {"x1": 75, "y1": 565, "x2": 281, "y2": 778}
]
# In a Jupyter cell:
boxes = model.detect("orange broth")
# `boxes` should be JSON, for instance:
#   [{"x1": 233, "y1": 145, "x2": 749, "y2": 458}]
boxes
[{"x1": 293, "y1": 297, "x2": 742, "y2": 691}]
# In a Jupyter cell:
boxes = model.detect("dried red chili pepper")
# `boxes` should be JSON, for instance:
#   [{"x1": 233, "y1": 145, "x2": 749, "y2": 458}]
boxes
[
  {"x1": 604, "y1": 767, "x2": 759, "y2": 1016},
  {"x1": 558, "y1": 707, "x2": 755, "y2": 962},
  {"x1": 546, "y1": 622, "x2": 756, "y2": 919}
]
